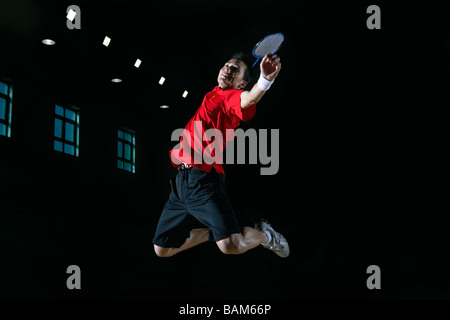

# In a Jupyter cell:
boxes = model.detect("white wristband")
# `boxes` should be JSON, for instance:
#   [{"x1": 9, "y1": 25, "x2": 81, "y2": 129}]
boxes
[{"x1": 257, "y1": 74, "x2": 274, "y2": 91}]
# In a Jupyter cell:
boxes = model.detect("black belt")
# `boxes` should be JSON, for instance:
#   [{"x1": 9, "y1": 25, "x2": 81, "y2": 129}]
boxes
[{"x1": 178, "y1": 162, "x2": 192, "y2": 170}]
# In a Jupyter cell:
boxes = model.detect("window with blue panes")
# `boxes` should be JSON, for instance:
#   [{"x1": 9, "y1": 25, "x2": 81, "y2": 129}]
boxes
[
  {"x1": 117, "y1": 128, "x2": 135, "y2": 173},
  {"x1": 0, "y1": 78, "x2": 13, "y2": 138},
  {"x1": 54, "y1": 104, "x2": 80, "y2": 156}
]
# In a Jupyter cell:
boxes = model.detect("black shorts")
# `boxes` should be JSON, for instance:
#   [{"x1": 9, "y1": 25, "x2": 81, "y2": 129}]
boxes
[{"x1": 152, "y1": 167, "x2": 241, "y2": 248}]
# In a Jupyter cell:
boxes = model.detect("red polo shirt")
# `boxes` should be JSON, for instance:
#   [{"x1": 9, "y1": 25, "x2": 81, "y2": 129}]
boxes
[{"x1": 170, "y1": 86, "x2": 256, "y2": 174}]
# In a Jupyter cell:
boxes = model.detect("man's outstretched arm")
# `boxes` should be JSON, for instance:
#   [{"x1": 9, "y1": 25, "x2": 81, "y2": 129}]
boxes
[{"x1": 240, "y1": 54, "x2": 282, "y2": 110}]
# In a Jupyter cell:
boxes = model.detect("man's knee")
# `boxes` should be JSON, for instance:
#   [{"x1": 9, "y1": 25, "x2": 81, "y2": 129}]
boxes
[
  {"x1": 154, "y1": 245, "x2": 174, "y2": 258},
  {"x1": 217, "y1": 238, "x2": 243, "y2": 255}
]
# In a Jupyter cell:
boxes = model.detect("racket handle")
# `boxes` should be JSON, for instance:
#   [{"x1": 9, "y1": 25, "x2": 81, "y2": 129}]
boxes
[{"x1": 252, "y1": 58, "x2": 261, "y2": 68}]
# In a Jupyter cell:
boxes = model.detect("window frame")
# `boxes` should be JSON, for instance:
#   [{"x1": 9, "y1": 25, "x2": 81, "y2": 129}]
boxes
[
  {"x1": 0, "y1": 77, "x2": 13, "y2": 138},
  {"x1": 117, "y1": 128, "x2": 136, "y2": 173},
  {"x1": 53, "y1": 104, "x2": 80, "y2": 157}
]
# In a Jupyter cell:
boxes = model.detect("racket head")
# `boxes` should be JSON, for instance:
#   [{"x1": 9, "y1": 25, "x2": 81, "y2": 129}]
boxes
[{"x1": 251, "y1": 33, "x2": 285, "y2": 67}]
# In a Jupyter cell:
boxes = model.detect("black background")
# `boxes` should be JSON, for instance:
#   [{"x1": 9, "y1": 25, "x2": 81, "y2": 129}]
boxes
[{"x1": 0, "y1": 0, "x2": 448, "y2": 303}]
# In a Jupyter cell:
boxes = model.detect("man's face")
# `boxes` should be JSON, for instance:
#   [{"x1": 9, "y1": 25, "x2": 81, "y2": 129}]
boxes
[{"x1": 217, "y1": 59, "x2": 248, "y2": 90}]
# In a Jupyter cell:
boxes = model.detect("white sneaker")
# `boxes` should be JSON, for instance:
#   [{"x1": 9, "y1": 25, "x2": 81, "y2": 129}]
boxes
[{"x1": 255, "y1": 219, "x2": 290, "y2": 258}]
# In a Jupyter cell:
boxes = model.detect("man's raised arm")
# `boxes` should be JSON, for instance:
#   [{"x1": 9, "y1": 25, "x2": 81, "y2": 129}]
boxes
[{"x1": 240, "y1": 54, "x2": 282, "y2": 110}]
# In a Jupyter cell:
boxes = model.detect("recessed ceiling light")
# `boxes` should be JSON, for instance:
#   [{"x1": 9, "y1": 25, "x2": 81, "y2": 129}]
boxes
[
  {"x1": 134, "y1": 59, "x2": 142, "y2": 68},
  {"x1": 182, "y1": 90, "x2": 188, "y2": 98},
  {"x1": 160, "y1": 105, "x2": 169, "y2": 109},
  {"x1": 159, "y1": 77, "x2": 165, "y2": 85},
  {"x1": 103, "y1": 36, "x2": 111, "y2": 47},
  {"x1": 42, "y1": 39, "x2": 56, "y2": 46},
  {"x1": 111, "y1": 78, "x2": 122, "y2": 83},
  {"x1": 67, "y1": 9, "x2": 77, "y2": 22}
]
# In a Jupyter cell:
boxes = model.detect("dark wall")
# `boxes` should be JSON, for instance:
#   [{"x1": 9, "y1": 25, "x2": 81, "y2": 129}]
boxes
[{"x1": 0, "y1": 0, "x2": 449, "y2": 300}]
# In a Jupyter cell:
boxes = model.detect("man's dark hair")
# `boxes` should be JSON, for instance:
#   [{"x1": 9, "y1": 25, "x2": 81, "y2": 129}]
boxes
[{"x1": 230, "y1": 52, "x2": 253, "y2": 84}]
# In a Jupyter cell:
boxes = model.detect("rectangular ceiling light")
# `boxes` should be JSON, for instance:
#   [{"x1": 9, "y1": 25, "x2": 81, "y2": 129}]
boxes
[
  {"x1": 134, "y1": 59, "x2": 142, "y2": 68},
  {"x1": 66, "y1": 9, "x2": 77, "y2": 22},
  {"x1": 103, "y1": 36, "x2": 111, "y2": 47},
  {"x1": 182, "y1": 90, "x2": 188, "y2": 98},
  {"x1": 159, "y1": 77, "x2": 165, "y2": 85}
]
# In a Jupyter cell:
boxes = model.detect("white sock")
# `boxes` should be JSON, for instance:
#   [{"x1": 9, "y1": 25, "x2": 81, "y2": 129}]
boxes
[{"x1": 264, "y1": 230, "x2": 272, "y2": 245}]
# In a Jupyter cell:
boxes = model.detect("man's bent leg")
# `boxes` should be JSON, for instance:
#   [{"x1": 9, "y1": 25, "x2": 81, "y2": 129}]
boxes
[
  {"x1": 216, "y1": 227, "x2": 268, "y2": 255},
  {"x1": 154, "y1": 228, "x2": 210, "y2": 258}
]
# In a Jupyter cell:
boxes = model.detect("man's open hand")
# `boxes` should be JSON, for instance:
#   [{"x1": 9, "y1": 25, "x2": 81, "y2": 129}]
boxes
[{"x1": 260, "y1": 54, "x2": 281, "y2": 81}]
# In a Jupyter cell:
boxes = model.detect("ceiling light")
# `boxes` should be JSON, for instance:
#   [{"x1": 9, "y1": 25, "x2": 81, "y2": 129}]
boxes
[
  {"x1": 42, "y1": 39, "x2": 56, "y2": 46},
  {"x1": 182, "y1": 90, "x2": 188, "y2": 98},
  {"x1": 160, "y1": 105, "x2": 169, "y2": 109},
  {"x1": 111, "y1": 78, "x2": 122, "y2": 83},
  {"x1": 103, "y1": 36, "x2": 111, "y2": 47},
  {"x1": 134, "y1": 59, "x2": 142, "y2": 68},
  {"x1": 67, "y1": 9, "x2": 77, "y2": 21},
  {"x1": 159, "y1": 77, "x2": 165, "y2": 85}
]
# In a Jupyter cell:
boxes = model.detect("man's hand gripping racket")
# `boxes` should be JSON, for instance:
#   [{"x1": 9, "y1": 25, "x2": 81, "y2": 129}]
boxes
[
  {"x1": 252, "y1": 32, "x2": 284, "y2": 90},
  {"x1": 260, "y1": 54, "x2": 281, "y2": 81}
]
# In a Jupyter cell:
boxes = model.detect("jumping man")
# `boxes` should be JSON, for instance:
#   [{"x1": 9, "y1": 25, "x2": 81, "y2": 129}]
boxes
[{"x1": 153, "y1": 52, "x2": 289, "y2": 258}]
